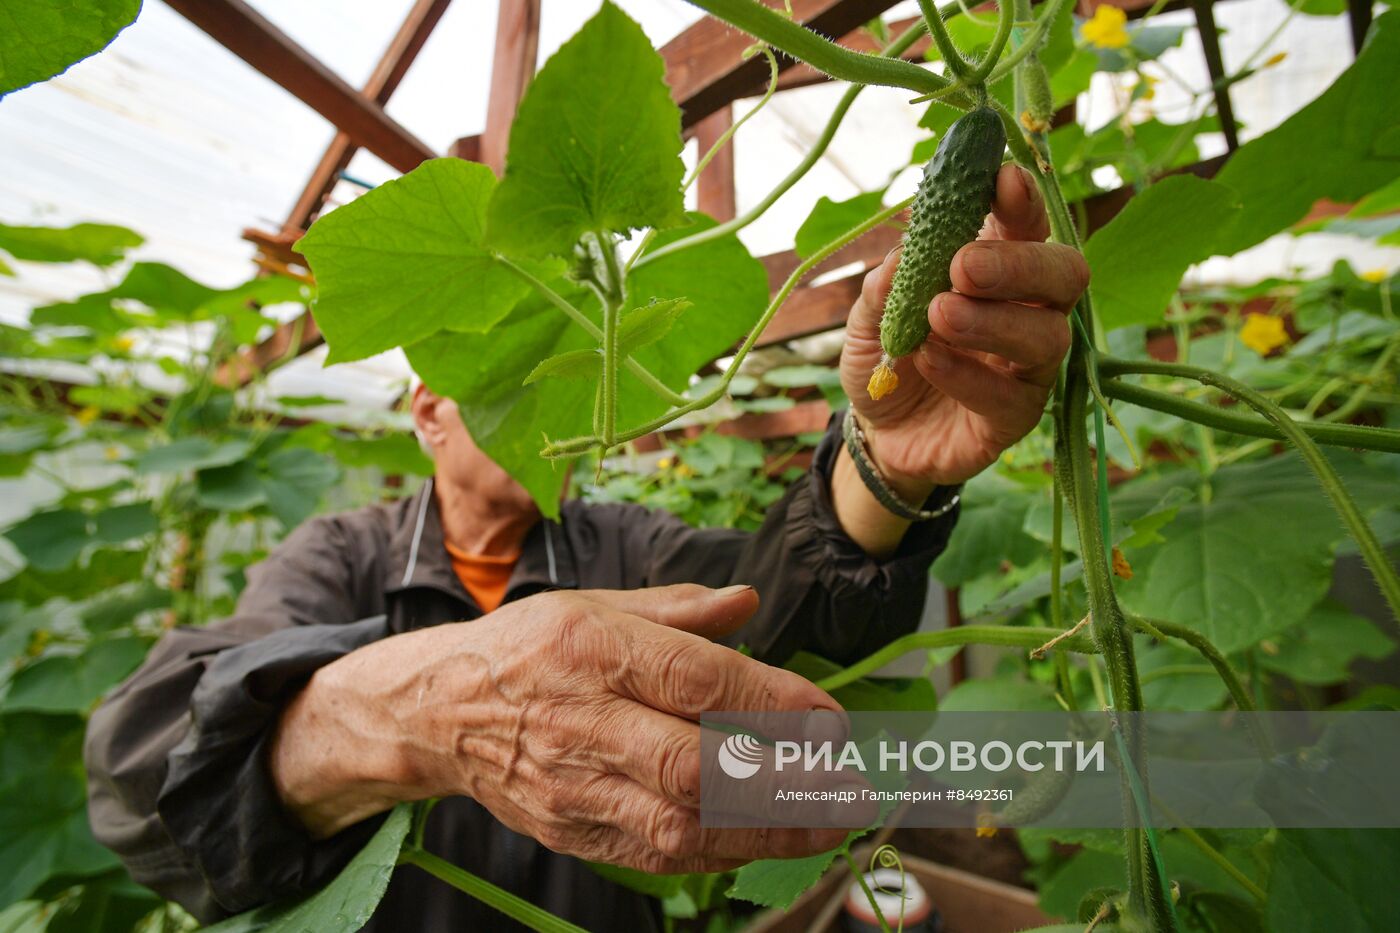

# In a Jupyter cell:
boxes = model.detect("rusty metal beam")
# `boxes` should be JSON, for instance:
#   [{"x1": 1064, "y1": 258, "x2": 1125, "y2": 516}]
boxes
[
  {"x1": 481, "y1": 0, "x2": 542, "y2": 174},
  {"x1": 282, "y1": 0, "x2": 452, "y2": 236},
  {"x1": 162, "y1": 0, "x2": 435, "y2": 173}
]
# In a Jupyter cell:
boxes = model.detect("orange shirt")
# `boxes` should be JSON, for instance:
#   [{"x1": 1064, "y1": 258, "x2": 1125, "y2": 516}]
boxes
[{"x1": 444, "y1": 539, "x2": 518, "y2": 613}]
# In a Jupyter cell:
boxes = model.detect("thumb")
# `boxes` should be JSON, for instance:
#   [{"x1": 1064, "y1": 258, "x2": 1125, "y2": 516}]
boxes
[{"x1": 574, "y1": 584, "x2": 759, "y2": 640}]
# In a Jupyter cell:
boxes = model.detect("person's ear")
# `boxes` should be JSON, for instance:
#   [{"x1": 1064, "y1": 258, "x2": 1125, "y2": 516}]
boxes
[{"x1": 411, "y1": 383, "x2": 449, "y2": 450}]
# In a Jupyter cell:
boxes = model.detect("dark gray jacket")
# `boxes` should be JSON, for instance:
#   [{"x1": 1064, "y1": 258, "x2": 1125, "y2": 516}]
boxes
[{"x1": 83, "y1": 415, "x2": 956, "y2": 931}]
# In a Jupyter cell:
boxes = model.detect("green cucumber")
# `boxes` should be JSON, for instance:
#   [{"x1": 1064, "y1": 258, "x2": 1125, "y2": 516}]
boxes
[{"x1": 869, "y1": 106, "x2": 1006, "y2": 400}]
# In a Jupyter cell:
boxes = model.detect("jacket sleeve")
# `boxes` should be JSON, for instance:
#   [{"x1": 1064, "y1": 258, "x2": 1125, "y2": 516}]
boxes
[
  {"x1": 622, "y1": 411, "x2": 958, "y2": 666},
  {"x1": 83, "y1": 515, "x2": 391, "y2": 922}
]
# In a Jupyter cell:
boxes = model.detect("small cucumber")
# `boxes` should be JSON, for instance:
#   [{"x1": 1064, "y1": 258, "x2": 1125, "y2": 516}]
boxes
[{"x1": 868, "y1": 106, "x2": 1006, "y2": 400}]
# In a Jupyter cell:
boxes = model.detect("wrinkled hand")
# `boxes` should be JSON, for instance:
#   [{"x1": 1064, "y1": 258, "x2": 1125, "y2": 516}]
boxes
[
  {"x1": 839, "y1": 164, "x2": 1090, "y2": 491},
  {"x1": 271, "y1": 584, "x2": 854, "y2": 873}
]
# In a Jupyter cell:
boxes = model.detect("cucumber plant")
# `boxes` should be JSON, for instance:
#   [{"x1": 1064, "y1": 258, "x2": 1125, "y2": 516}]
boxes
[
  {"x1": 5, "y1": 0, "x2": 1398, "y2": 931},
  {"x1": 290, "y1": 1, "x2": 1400, "y2": 929}
]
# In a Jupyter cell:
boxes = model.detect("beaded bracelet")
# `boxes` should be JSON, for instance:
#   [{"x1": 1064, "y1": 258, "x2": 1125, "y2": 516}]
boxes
[{"x1": 841, "y1": 409, "x2": 960, "y2": 522}]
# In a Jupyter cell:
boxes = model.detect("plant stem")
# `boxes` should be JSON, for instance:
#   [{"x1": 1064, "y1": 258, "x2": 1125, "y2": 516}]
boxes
[
  {"x1": 965, "y1": 0, "x2": 1015, "y2": 84},
  {"x1": 635, "y1": 14, "x2": 935, "y2": 271},
  {"x1": 816, "y1": 624, "x2": 1097, "y2": 692},
  {"x1": 920, "y1": 0, "x2": 973, "y2": 77},
  {"x1": 844, "y1": 850, "x2": 893, "y2": 933},
  {"x1": 684, "y1": 47, "x2": 779, "y2": 193},
  {"x1": 1100, "y1": 355, "x2": 1400, "y2": 623},
  {"x1": 544, "y1": 196, "x2": 914, "y2": 455},
  {"x1": 400, "y1": 846, "x2": 588, "y2": 933},
  {"x1": 1127, "y1": 617, "x2": 1256, "y2": 717},
  {"x1": 496, "y1": 255, "x2": 687, "y2": 407},
  {"x1": 682, "y1": 0, "x2": 950, "y2": 95},
  {"x1": 1101, "y1": 378, "x2": 1400, "y2": 453},
  {"x1": 986, "y1": 0, "x2": 1074, "y2": 84},
  {"x1": 1057, "y1": 333, "x2": 1172, "y2": 929},
  {"x1": 597, "y1": 233, "x2": 626, "y2": 445}
]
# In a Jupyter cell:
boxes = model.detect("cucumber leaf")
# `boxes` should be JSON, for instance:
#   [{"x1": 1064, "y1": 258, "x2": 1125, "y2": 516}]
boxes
[{"x1": 486, "y1": 2, "x2": 684, "y2": 258}]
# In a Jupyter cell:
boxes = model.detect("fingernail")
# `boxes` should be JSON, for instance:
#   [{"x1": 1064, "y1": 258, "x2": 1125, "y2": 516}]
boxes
[
  {"x1": 935, "y1": 294, "x2": 973, "y2": 333},
  {"x1": 962, "y1": 246, "x2": 1002, "y2": 289},
  {"x1": 804, "y1": 708, "x2": 848, "y2": 748},
  {"x1": 921, "y1": 342, "x2": 951, "y2": 371},
  {"x1": 717, "y1": 584, "x2": 754, "y2": 598}
]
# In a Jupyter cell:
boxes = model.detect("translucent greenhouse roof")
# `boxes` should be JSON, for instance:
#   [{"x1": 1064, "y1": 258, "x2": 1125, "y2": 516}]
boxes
[{"x1": 1, "y1": 0, "x2": 1396, "y2": 412}]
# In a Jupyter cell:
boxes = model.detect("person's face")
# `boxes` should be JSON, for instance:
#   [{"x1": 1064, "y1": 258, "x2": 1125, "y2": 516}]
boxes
[{"x1": 410, "y1": 384, "x2": 537, "y2": 513}]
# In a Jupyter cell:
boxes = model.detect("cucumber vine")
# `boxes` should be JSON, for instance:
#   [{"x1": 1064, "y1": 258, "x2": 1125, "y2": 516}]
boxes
[
  {"x1": 484, "y1": 3, "x2": 1400, "y2": 931},
  {"x1": 282, "y1": 1, "x2": 1400, "y2": 930}
]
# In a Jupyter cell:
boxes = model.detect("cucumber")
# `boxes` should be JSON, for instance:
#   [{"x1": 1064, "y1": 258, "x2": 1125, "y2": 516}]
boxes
[{"x1": 868, "y1": 106, "x2": 1006, "y2": 400}]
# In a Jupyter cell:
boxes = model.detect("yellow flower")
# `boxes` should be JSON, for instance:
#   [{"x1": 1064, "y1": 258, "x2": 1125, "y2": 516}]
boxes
[
  {"x1": 113, "y1": 336, "x2": 135, "y2": 352},
  {"x1": 656, "y1": 457, "x2": 672, "y2": 470},
  {"x1": 76, "y1": 405, "x2": 100, "y2": 426},
  {"x1": 1263, "y1": 51, "x2": 1287, "y2": 67},
  {"x1": 674, "y1": 463, "x2": 696, "y2": 478},
  {"x1": 1082, "y1": 6, "x2": 1130, "y2": 50},
  {"x1": 1111, "y1": 546, "x2": 1134, "y2": 580},
  {"x1": 1361, "y1": 268, "x2": 1390, "y2": 283},
  {"x1": 1239, "y1": 314, "x2": 1289, "y2": 356}
]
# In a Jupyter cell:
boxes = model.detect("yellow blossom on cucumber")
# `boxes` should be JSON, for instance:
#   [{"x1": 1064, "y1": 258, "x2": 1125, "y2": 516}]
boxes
[
  {"x1": 1083, "y1": 6, "x2": 1130, "y2": 50},
  {"x1": 1239, "y1": 314, "x2": 1289, "y2": 355},
  {"x1": 866, "y1": 361, "x2": 899, "y2": 401}
]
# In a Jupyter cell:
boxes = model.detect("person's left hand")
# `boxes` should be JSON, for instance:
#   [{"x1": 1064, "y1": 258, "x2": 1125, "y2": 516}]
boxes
[{"x1": 838, "y1": 164, "x2": 1090, "y2": 499}]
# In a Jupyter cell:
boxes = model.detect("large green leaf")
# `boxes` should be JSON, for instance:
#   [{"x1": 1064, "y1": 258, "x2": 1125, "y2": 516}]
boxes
[
  {"x1": 409, "y1": 213, "x2": 767, "y2": 516},
  {"x1": 793, "y1": 191, "x2": 886, "y2": 260},
  {"x1": 297, "y1": 159, "x2": 558, "y2": 364},
  {"x1": 485, "y1": 2, "x2": 684, "y2": 258},
  {"x1": 0, "y1": 713, "x2": 119, "y2": 910},
  {"x1": 1266, "y1": 830, "x2": 1400, "y2": 932},
  {"x1": 1259, "y1": 601, "x2": 1394, "y2": 685},
  {"x1": 1112, "y1": 455, "x2": 1392, "y2": 653},
  {"x1": 931, "y1": 472, "x2": 1045, "y2": 588},
  {"x1": 1084, "y1": 174, "x2": 1242, "y2": 330},
  {"x1": 1212, "y1": 10, "x2": 1400, "y2": 255},
  {"x1": 1, "y1": 510, "x2": 88, "y2": 571},
  {"x1": 195, "y1": 448, "x2": 340, "y2": 527},
  {"x1": 30, "y1": 263, "x2": 298, "y2": 334},
  {"x1": 2, "y1": 504, "x2": 156, "y2": 573},
  {"x1": 725, "y1": 846, "x2": 843, "y2": 910},
  {"x1": 0, "y1": 222, "x2": 141, "y2": 266},
  {"x1": 3, "y1": 636, "x2": 151, "y2": 713},
  {"x1": 203, "y1": 805, "x2": 412, "y2": 933},
  {"x1": 0, "y1": 0, "x2": 141, "y2": 96},
  {"x1": 131, "y1": 437, "x2": 253, "y2": 474}
]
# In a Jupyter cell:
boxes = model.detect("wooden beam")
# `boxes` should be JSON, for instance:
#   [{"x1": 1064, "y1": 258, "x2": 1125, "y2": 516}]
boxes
[
  {"x1": 282, "y1": 0, "x2": 452, "y2": 236},
  {"x1": 694, "y1": 104, "x2": 738, "y2": 221},
  {"x1": 162, "y1": 0, "x2": 435, "y2": 173},
  {"x1": 660, "y1": 0, "x2": 904, "y2": 130},
  {"x1": 481, "y1": 0, "x2": 542, "y2": 174}
]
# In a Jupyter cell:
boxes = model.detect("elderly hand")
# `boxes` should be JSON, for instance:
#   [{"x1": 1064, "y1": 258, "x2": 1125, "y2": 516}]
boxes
[
  {"x1": 269, "y1": 584, "x2": 857, "y2": 873},
  {"x1": 838, "y1": 164, "x2": 1090, "y2": 499}
]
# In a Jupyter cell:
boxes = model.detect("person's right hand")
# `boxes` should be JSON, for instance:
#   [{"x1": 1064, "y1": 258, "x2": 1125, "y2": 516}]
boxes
[{"x1": 270, "y1": 584, "x2": 855, "y2": 873}]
